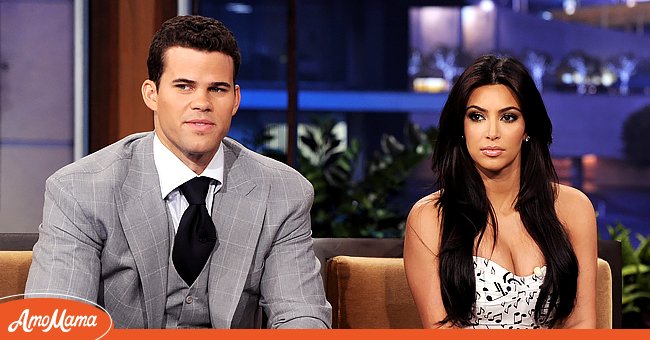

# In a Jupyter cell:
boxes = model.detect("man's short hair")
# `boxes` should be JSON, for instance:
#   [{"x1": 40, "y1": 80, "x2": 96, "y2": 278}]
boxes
[{"x1": 147, "y1": 15, "x2": 241, "y2": 87}]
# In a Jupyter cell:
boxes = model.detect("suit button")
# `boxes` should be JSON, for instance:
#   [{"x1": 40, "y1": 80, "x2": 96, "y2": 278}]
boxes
[{"x1": 185, "y1": 296, "x2": 193, "y2": 304}]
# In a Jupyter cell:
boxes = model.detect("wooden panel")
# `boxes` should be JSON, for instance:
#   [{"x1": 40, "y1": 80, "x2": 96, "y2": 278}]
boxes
[
  {"x1": 89, "y1": 0, "x2": 119, "y2": 153},
  {"x1": 89, "y1": 0, "x2": 177, "y2": 152}
]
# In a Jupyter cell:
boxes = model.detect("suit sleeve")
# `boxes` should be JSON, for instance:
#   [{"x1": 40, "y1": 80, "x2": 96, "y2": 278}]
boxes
[
  {"x1": 25, "y1": 174, "x2": 103, "y2": 303},
  {"x1": 259, "y1": 178, "x2": 332, "y2": 329}
]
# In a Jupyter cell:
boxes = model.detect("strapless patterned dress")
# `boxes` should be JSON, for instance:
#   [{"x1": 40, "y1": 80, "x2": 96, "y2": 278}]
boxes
[{"x1": 467, "y1": 256, "x2": 549, "y2": 329}]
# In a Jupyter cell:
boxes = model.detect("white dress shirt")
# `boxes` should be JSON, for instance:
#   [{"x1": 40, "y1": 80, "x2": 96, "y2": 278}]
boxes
[{"x1": 152, "y1": 133, "x2": 224, "y2": 232}]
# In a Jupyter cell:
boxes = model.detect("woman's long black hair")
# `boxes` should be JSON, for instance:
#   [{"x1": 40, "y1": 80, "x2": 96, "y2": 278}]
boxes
[{"x1": 432, "y1": 55, "x2": 578, "y2": 328}]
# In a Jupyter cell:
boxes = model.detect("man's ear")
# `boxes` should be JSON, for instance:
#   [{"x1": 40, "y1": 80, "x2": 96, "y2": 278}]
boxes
[
  {"x1": 231, "y1": 84, "x2": 241, "y2": 117},
  {"x1": 141, "y1": 80, "x2": 158, "y2": 111}
]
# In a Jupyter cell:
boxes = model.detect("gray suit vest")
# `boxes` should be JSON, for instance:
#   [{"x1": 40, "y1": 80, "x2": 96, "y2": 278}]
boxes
[{"x1": 163, "y1": 207, "x2": 213, "y2": 328}]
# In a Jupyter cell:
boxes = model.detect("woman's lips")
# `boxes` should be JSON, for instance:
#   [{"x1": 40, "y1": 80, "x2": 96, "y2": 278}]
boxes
[{"x1": 480, "y1": 147, "x2": 504, "y2": 157}]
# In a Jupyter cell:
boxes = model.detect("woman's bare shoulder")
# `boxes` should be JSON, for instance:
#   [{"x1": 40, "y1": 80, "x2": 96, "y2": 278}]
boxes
[
  {"x1": 555, "y1": 183, "x2": 596, "y2": 233},
  {"x1": 409, "y1": 192, "x2": 441, "y2": 223},
  {"x1": 412, "y1": 191, "x2": 440, "y2": 210},
  {"x1": 407, "y1": 191, "x2": 443, "y2": 248},
  {"x1": 555, "y1": 184, "x2": 593, "y2": 212}
]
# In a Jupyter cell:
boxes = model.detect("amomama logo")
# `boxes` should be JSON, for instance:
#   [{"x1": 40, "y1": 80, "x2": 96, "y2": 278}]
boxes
[{"x1": 0, "y1": 294, "x2": 113, "y2": 339}]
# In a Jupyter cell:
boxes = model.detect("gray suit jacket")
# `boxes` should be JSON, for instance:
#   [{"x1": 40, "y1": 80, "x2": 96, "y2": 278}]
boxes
[{"x1": 26, "y1": 132, "x2": 331, "y2": 329}]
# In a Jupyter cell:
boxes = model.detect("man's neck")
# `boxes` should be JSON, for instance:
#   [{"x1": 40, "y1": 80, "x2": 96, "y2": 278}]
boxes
[{"x1": 183, "y1": 152, "x2": 217, "y2": 175}]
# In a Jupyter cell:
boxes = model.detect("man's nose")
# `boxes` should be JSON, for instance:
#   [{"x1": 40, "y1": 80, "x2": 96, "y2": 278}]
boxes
[{"x1": 191, "y1": 90, "x2": 212, "y2": 111}]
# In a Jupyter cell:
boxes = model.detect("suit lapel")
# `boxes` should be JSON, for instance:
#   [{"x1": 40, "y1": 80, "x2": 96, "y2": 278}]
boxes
[
  {"x1": 116, "y1": 133, "x2": 169, "y2": 328},
  {"x1": 208, "y1": 139, "x2": 268, "y2": 328}
]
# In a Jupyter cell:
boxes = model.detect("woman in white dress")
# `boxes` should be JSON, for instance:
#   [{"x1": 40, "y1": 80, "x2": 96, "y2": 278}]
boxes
[{"x1": 404, "y1": 55, "x2": 597, "y2": 329}]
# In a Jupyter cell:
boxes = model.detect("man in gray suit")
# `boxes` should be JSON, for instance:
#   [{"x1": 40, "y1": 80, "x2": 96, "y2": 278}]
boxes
[{"x1": 26, "y1": 15, "x2": 331, "y2": 329}]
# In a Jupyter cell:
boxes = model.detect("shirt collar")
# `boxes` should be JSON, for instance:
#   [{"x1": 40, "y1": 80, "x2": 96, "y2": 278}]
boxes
[{"x1": 153, "y1": 132, "x2": 224, "y2": 199}]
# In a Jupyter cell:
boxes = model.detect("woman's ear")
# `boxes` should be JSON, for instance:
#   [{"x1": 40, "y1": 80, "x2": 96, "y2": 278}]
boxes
[{"x1": 141, "y1": 80, "x2": 158, "y2": 111}]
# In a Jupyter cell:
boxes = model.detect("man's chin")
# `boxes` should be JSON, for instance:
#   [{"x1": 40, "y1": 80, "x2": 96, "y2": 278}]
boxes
[{"x1": 185, "y1": 145, "x2": 220, "y2": 159}]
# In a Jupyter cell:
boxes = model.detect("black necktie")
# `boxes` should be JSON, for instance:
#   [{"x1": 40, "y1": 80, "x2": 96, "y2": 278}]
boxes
[{"x1": 172, "y1": 176, "x2": 217, "y2": 285}]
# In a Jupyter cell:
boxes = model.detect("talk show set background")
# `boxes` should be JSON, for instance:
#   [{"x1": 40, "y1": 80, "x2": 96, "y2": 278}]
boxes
[{"x1": 1, "y1": 0, "x2": 650, "y2": 333}]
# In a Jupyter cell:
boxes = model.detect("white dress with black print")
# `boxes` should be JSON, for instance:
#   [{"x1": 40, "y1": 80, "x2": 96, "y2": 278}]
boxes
[{"x1": 467, "y1": 256, "x2": 550, "y2": 329}]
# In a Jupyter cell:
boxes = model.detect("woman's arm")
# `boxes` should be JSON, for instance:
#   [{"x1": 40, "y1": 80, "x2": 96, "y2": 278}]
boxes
[
  {"x1": 404, "y1": 194, "x2": 456, "y2": 328},
  {"x1": 555, "y1": 184, "x2": 598, "y2": 328}
]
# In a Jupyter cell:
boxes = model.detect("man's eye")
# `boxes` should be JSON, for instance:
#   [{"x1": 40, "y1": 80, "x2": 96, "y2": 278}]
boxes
[{"x1": 176, "y1": 84, "x2": 191, "y2": 90}]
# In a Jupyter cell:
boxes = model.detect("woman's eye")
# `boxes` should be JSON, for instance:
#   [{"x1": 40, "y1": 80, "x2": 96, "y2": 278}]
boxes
[
  {"x1": 468, "y1": 112, "x2": 484, "y2": 121},
  {"x1": 502, "y1": 113, "x2": 519, "y2": 122}
]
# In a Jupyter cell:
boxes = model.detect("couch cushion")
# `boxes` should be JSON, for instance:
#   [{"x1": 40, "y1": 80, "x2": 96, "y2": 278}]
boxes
[
  {"x1": 596, "y1": 258, "x2": 612, "y2": 329},
  {"x1": 0, "y1": 251, "x2": 33, "y2": 302},
  {"x1": 326, "y1": 256, "x2": 422, "y2": 328}
]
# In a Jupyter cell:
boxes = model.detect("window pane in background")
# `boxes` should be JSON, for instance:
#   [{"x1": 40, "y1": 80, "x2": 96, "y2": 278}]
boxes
[
  {"x1": 199, "y1": 0, "x2": 650, "y2": 240},
  {"x1": 0, "y1": 0, "x2": 74, "y2": 233},
  {"x1": 199, "y1": 0, "x2": 410, "y2": 91}
]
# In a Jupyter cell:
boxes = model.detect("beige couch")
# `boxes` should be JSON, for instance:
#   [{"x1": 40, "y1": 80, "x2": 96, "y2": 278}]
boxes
[
  {"x1": 326, "y1": 255, "x2": 612, "y2": 329},
  {"x1": 0, "y1": 251, "x2": 32, "y2": 302}
]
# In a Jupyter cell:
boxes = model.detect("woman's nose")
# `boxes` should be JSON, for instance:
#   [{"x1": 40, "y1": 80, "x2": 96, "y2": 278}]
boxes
[{"x1": 486, "y1": 121, "x2": 500, "y2": 140}]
